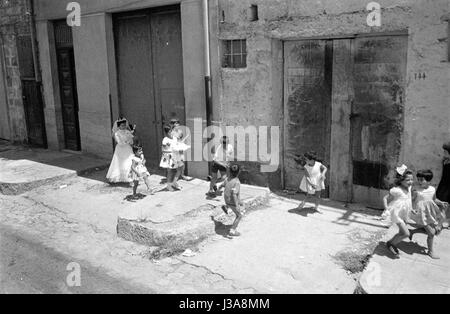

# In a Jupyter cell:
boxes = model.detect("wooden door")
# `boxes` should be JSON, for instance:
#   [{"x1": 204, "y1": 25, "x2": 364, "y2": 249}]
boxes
[
  {"x1": 54, "y1": 22, "x2": 81, "y2": 151},
  {"x1": 17, "y1": 35, "x2": 47, "y2": 147},
  {"x1": 115, "y1": 13, "x2": 160, "y2": 170},
  {"x1": 350, "y1": 36, "x2": 408, "y2": 208},
  {"x1": 150, "y1": 9, "x2": 185, "y2": 129},
  {"x1": 283, "y1": 40, "x2": 332, "y2": 194},
  {"x1": 56, "y1": 48, "x2": 81, "y2": 151},
  {"x1": 114, "y1": 6, "x2": 185, "y2": 171},
  {"x1": 22, "y1": 81, "x2": 47, "y2": 147}
]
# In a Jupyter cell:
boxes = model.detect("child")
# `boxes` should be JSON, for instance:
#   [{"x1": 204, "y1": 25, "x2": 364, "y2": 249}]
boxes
[
  {"x1": 384, "y1": 166, "x2": 414, "y2": 257},
  {"x1": 159, "y1": 125, "x2": 178, "y2": 192},
  {"x1": 221, "y1": 164, "x2": 244, "y2": 237},
  {"x1": 130, "y1": 145, "x2": 153, "y2": 197},
  {"x1": 409, "y1": 170, "x2": 448, "y2": 259},
  {"x1": 171, "y1": 126, "x2": 190, "y2": 189},
  {"x1": 296, "y1": 151, "x2": 327, "y2": 214},
  {"x1": 208, "y1": 136, "x2": 234, "y2": 196}
]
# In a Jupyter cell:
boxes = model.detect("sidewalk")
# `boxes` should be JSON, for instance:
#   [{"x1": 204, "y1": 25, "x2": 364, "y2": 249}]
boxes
[
  {"x1": 359, "y1": 225, "x2": 450, "y2": 294},
  {"x1": 0, "y1": 141, "x2": 109, "y2": 195}
]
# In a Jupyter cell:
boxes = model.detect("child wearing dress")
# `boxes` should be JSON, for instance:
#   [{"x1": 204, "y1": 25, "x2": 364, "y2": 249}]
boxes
[
  {"x1": 106, "y1": 118, "x2": 134, "y2": 184},
  {"x1": 296, "y1": 151, "x2": 327, "y2": 214},
  {"x1": 384, "y1": 166, "x2": 414, "y2": 257},
  {"x1": 221, "y1": 164, "x2": 244, "y2": 237},
  {"x1": 130, "y1": 146, "x2": 153, "y2": 198},
  {"x1": 409, "y1": 170, "x2": 448, "y2": 259},
  {"x1": 159, "y1": 125, "x2": 183, "y2": 192}
]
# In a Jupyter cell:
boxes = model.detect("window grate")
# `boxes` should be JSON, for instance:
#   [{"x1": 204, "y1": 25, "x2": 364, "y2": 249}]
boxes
[
  {"x1": 54, "y1": 21, "x2": 73, "y2": 47},
  {"x1": 222, "y1": 39, "x2": 247, "y2": 68}
]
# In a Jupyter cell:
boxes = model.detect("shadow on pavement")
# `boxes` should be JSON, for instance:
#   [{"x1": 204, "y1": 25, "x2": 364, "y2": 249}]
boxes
[
  {"x1": 211, "y1": 217, "x2": 232, "y2": 239},
  {"x1": 288, "y1": 207, "x2": 318, "y2": 217}
]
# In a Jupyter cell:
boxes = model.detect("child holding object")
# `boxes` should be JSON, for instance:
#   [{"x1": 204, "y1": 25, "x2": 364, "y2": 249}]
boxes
[
  {"x1": 409, "y1": 170, "x2": 448, "y2": 259},
  {"x1": 296, "y1": 151, "x2": 327, "y2": 214},
  {"x1": 130, "y1": 145, "x2": 154, "y2": 197},
  {"x1": 221, "y1": 164, "x2": 245, "y2": 237},
  {"x1": 384, "y1": 165, "x2": 414, "y2": 257}
]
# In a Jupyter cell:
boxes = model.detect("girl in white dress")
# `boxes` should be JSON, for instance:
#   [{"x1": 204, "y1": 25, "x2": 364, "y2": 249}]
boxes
[
  {"x1": 383, "y1": 166, "x2": 414, "y2": 257},
  {"x1": 409, "y1": 170, "x2": 448, "y2": 259},
  {"x1": 106, "y1": 118, "x2": 134, "y2": 184},
  {"x1": 296, "y1": 151, "x2": 327, "y2": 213}
]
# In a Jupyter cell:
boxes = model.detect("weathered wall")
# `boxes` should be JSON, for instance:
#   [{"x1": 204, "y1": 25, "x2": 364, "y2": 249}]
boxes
[
  {"x1": 213, "y1": 0, "x2": 449, "y2": 189},
  {"x1": 0, "y1": 0, "x2": 29, "y2": 142}
]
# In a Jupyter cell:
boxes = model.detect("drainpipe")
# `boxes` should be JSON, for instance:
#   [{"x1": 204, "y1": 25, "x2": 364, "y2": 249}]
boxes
[
  {"x1": 27, "y1": 0, "x2": 41, "y2": 82},
  {"x1": 202, "y1": 0, "x2": 212, "y2": 128}
]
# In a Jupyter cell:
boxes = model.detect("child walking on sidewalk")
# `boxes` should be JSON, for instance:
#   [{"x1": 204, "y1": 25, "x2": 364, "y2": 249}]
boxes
[
  {"x1": 384, "y1": 165, "x2": 414, "y2": 257},
  {"x1": 221, "y1": 164, "x2": 244, "y2": 237},
  {"x1": 130, "y1": 145, "x2": 154, "y2": 198},
  {"x1": 296, "y1": 151, "x2": 327, "y2": 214},
  {"x1": 409, "y1": 170, "x2": 448, "y2": 259}
]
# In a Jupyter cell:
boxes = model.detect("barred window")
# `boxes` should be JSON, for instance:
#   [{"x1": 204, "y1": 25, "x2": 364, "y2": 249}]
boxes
[{"x1": 222, "y1": 39, "x2": 247, "y2": 68}]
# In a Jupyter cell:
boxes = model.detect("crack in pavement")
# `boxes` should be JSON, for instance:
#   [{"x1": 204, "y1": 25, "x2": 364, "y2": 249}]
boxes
[{"x1": 175, "y1": 257, "x2": 259, "y2": 293}]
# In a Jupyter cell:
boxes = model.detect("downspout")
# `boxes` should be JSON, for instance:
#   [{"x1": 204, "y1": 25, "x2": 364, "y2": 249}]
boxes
[
  {"x1": 202, "y1": 0, "x2": 212, "y2": 128},
  {"x1": 27, "y1": 0, "x2": 41, "y2": 82}
]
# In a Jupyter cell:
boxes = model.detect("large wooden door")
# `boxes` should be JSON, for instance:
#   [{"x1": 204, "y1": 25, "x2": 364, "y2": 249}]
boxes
[
  {"x1": 17, "y1": 35, "x2": 47, "y2": 147},
  {"x1": 114, "y1": 6, "x2": 185, "y2": 171},
  {"x1": 22, "y1": 81, "x2": 47, "y2": 147},
  {"x1": 283, "y1": 40, "x2": 332, "y2": 194},
  {"x1": 151, "y1": 9, "x2": 185, "y2": 129},
  {"x1": 283, "y1": 35, "x2": 407, "y2": 207},
  {"x1": 115, "y1": 13, "x2": 159, "y2": 169},
  {"x1": 350, "y1": 36, "x2": 408, "y2": 207},
  {"x1": 55, "y1": 22, "x2": 81, "y2": 151}
]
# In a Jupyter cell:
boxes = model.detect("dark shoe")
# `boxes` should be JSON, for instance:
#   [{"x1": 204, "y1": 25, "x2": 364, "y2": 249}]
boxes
[
  {"x1": 206, "y1": 176, "x2": 212, "y2": 182},
  {"x1": 387, "y1": 242, "x2": 399, "y2": 256},
  {"x1": 221, "y1": 205, "x2": 230, "y2": 215},
  {"x1": 213, "y1": 185, "x2": 218, "y2": 192},
  {"x1": 409, "y1": 232, "x2": 413, "y2": 241}
]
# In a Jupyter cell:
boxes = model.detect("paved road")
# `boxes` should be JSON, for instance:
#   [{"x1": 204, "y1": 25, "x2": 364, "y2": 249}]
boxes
[{"x1": 0, "y1": 224, "x2": 153, "y2": 294}]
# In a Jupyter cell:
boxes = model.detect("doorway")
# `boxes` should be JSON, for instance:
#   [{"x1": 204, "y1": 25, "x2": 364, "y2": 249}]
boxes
[
  {"x1": 54, "y1": 21, "x2": 81, "y2": 151},
  {"x1": 283, "y1": 34, "x2": 408, "y2": 207},
  {"x1": 114, "y1": 5, "x2": 185, "y2": 171}
]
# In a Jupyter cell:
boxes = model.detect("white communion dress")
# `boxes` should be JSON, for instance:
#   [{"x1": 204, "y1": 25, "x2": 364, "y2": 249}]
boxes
[{"x1": 106, "y1": 129, "x2": 134, "y2": 183}]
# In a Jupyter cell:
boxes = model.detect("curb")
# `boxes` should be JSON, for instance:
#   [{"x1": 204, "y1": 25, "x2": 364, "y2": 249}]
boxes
[
  {"x1": 0, "y1": 164, "x2": 109, "y2": 196},
  {"x1": 117, "y1": 190, "x2": 270, "y2": 255}
]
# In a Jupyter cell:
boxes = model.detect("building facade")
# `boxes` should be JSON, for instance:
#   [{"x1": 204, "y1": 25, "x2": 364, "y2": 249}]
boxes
[
  {"x1": 209, "y1": 0, "x2": 449, "y2": 207},
  {"x1": 0, "y1": 0, "x2": 46, "y2": 146},
  {"x1": 6, "y1": 0, "x2": 449, "y2": 207}
]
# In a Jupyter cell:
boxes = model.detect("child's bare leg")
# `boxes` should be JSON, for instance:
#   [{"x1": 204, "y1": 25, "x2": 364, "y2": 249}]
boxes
[
  {"x1": 143, "y1": 175, "x2": 153, "y2": 193},
  {"x1": 314, "y1": 191, "x2": 322, "y2": 213},
  {"x1": 166, "y1": 169, "x2": 176, "y2": 191},
  {"x1": 298, "y1": 194, "x2": 309, "y2": 209},
  {"x1": 209, "y1": 172, "x2": 218, "y2": 193},
  {"x1": 424, "y1": 226, "x2": 439, "y2": 259},
  {"x1": 229, "y1": 205, "x2": 243, "y2": 235},
  {"x1": 391, "y1": 222, "x2": 410, "y2": 247},
  {"x1": 173, "y1": 167, "x2": 183, "y2": 190},
  {"x1": 409, "y1": 227, "x2": 427, "y2": 241},
  {"x1": 132, "y1": 180, "x2": 139, "y2": 196}
]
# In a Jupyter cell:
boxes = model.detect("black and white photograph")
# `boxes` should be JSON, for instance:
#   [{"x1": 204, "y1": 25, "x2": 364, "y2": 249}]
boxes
[{"x1": 0, "y1": 0, "x2": 449, "y2": 298}]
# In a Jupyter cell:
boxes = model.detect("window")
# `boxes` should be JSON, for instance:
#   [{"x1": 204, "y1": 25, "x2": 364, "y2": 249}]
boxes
[{"x1": 222, "y1": 39, "x2": 247, "y2": 68}]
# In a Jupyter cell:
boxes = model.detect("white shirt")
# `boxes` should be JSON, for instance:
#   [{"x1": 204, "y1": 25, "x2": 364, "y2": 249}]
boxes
[{"x1": 213, "y1": 144, "x2": 234, "y2": 163}]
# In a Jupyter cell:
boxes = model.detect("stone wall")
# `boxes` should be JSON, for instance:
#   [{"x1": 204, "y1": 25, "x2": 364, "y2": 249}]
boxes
[
  {"x1": 0, "y1": 0, "x2": 30, "y2": 142},
  {"x1": 211, "y1": 0, "x2": 449, "y2": 189}
]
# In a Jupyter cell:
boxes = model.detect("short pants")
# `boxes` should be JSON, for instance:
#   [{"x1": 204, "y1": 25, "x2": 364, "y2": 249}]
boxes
[{"x1": 212, "y1": 161, "x2": 227, "y2": 173}]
